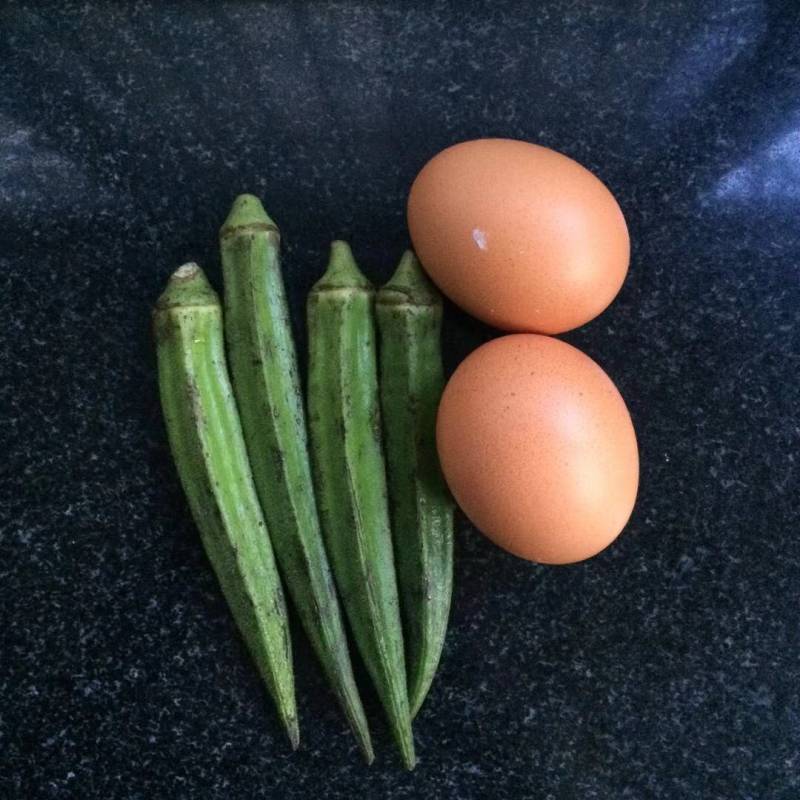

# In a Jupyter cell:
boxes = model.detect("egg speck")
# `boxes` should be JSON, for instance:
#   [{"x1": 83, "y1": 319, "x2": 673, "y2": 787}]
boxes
[{"x1": 472, "y1": 228, "x2": 488, "y2": 250}]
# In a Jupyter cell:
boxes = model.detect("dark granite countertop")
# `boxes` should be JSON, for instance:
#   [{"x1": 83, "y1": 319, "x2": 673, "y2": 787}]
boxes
[{"x1": 2, "y1": 2, "x2": 798, "y2": 798}]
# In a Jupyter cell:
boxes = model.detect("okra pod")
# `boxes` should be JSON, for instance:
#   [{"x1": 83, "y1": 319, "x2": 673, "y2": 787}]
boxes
[
  {"x1": 153, "y1": 263, "x2": 298, "y2": 749},
  {"x1": 220, "y1": 195, "x2": 373, "y2": 763},
  {"x1": 376, "y1": 251, "x2": 454, "y2": 718},
  {"x1": 307, "y1": 242, "x2": 416, "y2": 769}
]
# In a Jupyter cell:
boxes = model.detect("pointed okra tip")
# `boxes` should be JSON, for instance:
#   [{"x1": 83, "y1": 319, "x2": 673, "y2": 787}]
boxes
[
  {"x1": 220, "y1": 193, "x2": 279, "y2": 239},
  {"x1": 154, "y1": 262, "x2": 219, "y2": 311},
  {"x1": 361, "y1": 739, "x2": 376, "y2": 766},
  {"x1": 285, "y1": 716, "x2": 300, "y2": 752},
  {"x1": 378, "y1": 249, "x2": 441, "y2": 307},
  {"x1": 311, "y1": 240, "x2": 374, "y2": 292},
  {"x1": 401, "y1": 740, "x2": 417, "y2": 771}
]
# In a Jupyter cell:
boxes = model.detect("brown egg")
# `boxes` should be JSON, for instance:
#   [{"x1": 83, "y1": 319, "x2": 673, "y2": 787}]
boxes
[
  {"x1": 436, "y1": 334, "x2": 638, "y2": 564},
  {"x1": 407, "y1": 139, "x2": 630, "y2": 334}
]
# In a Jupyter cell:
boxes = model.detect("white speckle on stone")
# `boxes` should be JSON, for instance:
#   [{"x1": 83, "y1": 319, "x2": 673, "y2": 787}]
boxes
[{"x1": 472, "y1": 228, "x2": 488, "y2": 251}]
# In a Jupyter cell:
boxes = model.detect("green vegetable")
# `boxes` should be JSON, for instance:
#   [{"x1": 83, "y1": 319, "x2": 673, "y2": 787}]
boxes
[
  {"x1": 307, "y1": 242, "x2": 416, "y2": 769},
  {"x1": 153, "y1": 263, "x2": 298, "y2": 749},
  {"x1": 220, "y1": 195, "x2": 373, "y2": 763},
  {"x1": 376, "y1": 251, "x2": 454, "y2": 717}
]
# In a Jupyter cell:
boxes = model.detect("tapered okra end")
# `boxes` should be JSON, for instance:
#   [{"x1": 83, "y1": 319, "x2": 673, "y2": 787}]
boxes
[
  {"x1": 272, "y1": 688, "x2": 299, "y2": 750},
  {"x1": 363, "y1": 747, "x2": 376, "y2": 766},
  {"x1": 285, "y1": 715, "x2": 301, "y2": 751},
  {"x1": 312, "y1": 240, "x2": 374, "y2": 292},
  {"x1": 220, "y1": 193, "x2": 279, "y2": 239},
  {"x1": 154, "y1": 262, "x2": 220, "y2": 312},
  {"x1": 399, "y1": 732, "x2": 417, "y2": 770},
  {"x1": 357, "y1": 729, "x2": 376, "y2": 765},
  {"x1": 388, "y1": 706, "x2": 416, "y2": 770},
  {"x1": 337, "y1": 687, "x2": 374, "y2": 764},
  {"x1": 408, "y1": 672, "x2": 435, "y2": 720},
  {"x1": 378, "y1": 250, "x2": 441, "y2": 308}
]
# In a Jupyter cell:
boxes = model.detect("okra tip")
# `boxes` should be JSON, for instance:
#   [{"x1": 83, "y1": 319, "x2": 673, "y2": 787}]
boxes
[
  {"x1": 378, "y1": 250, "x2": 441, "y2": 307},
  {"x1": 220, "y1": 193, "x2": 279, "y2": 239},
  {"x1": 154, "y1": 262, "x2": 219, "y2": 312},
  {"x1": 400, "y1": 734, "x2": 417, "y2": 771},
  {"x1": 312, "y1": 240, "x2": 373, "y2": 292},
  {"x1": 286, "y1": 716, "x2": 300, "y2": 751},
  {"x1": 271, "y1": 679, "x2": 300, "y2": 751}
]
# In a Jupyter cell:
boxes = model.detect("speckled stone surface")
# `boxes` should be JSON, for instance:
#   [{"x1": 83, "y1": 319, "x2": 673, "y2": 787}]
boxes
[{"x1": 2, "y1": 2, "x2": 799, "y2": 798}]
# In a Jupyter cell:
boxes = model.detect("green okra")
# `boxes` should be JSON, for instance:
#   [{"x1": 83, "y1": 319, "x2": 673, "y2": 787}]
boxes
[
  {"x1": 153, "y1": 263, "x2": 298, "y2": 749},
  {"x1": 307, "y1": 242, "x2": 416, "y2": 770},
  {"x1": 376, "y1": 251, "x2": 454, "y2": 718},
  {"x1": 220, "y1": 195, "x2": 373, "y2": 763}
]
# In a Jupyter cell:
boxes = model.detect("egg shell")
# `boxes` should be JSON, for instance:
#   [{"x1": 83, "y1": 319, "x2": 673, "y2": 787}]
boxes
[
  {"x1": 436, "y1": 334, "x2": 638, "y2": 564},
  {"x1": 407, "y1": 139, "x2": 630, "y2": 334}
]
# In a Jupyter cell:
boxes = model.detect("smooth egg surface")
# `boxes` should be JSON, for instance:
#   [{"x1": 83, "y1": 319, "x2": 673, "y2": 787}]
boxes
[
  {"x1": 408, "y1": 139, "x2": 630, "y2": 334},
  {"x1": 436, "y1": 334, "x2": 639, "y2": 564}
]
